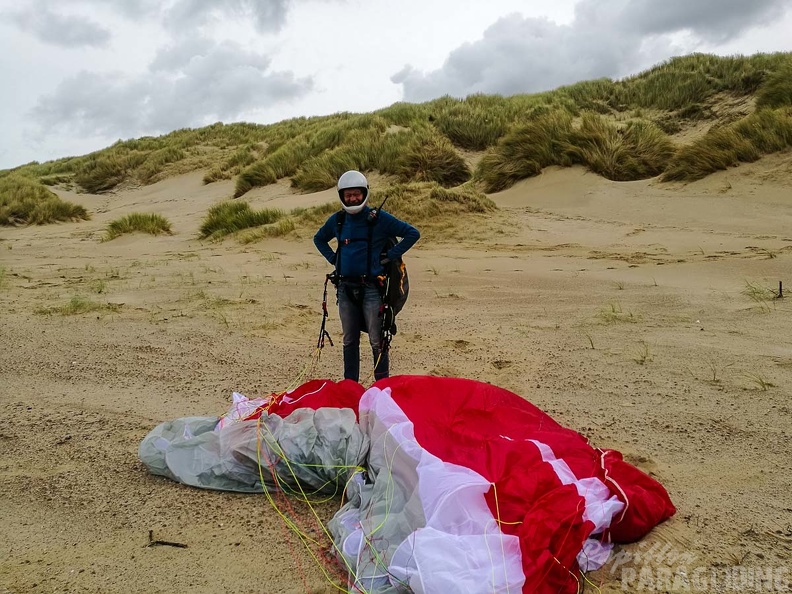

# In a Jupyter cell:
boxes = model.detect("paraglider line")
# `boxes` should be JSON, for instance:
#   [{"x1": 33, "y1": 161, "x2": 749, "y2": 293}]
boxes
[
  {"x1": 488, "y1": 482, "x2": 516, "y2": 593},
  {"x1": 253, "y1": 415, "x2": 364, "y2": 592},
  {"x1": 597, "y1": 449, "x2": 630, "y2": 525}
]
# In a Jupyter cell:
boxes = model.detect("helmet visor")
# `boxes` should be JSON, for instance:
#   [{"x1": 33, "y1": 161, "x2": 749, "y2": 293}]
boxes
[{"x1": 340, "y1": 188, "x2": 366, "y2": 206}]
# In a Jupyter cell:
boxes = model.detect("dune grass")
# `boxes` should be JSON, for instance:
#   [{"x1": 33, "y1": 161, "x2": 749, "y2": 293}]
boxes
[
  {"x1": 662, "y1": 107, "x2": 792, "y2": 181},
  {"x1": 4, "y1": 52, "x2": 792, "y2": 208},
  {"x1": 564, "y1": 115, "x2": 674, "y2": 181},
  {"x1": 36, "y1": 295, "x2": 123, "y2": 316},
  {"x1": 104, "y1": 213, "x2": 173, "y2": 241},
  {"x1": 199, "y1": 201, "x2": 286, "y2": 240},
  {"x1": 0, "y1": 174, "x2": 89, "y2": 225},
  {"x1": 218, "y1": 182, "x2": 495, "y2": 243},
  {"x1": 475, "y1": 111, "x2": 574, "y2": 193},
  {"x1": 756, "y1": 59, "x2": 792, "y2": 109}
]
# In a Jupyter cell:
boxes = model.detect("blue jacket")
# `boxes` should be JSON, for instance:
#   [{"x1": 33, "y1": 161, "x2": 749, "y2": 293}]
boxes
[{"x1": 313, "y1": 207, "x2": 420, "y2": 279}]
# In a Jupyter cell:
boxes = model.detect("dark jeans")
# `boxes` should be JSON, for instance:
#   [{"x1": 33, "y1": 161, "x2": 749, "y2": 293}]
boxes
[{"x1": 338, "y1": 282, "x2": 389, "y2": 382}]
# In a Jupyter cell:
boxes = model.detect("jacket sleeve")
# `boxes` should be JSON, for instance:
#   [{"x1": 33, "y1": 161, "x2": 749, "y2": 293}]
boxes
[
  {"x1": 381, "y1": 213, "x2": 420, "y2": 260},
  {"x1": 313, "y1": 214, "x2": 338, "y2": 265}
]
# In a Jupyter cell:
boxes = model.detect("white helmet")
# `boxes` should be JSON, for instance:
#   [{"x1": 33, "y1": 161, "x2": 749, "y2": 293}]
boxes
[{"x1": 337, "y1": 170, "x2": 369, "y2": 214}]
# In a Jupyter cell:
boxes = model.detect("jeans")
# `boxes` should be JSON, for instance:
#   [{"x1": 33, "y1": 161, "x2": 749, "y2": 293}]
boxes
[{"x1": 338, "y1": 282, "x2": 389, "y2": 382}]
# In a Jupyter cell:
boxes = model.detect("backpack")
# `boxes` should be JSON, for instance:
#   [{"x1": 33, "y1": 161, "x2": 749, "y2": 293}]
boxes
[{"x1": 335, "y1": 210, "x2": 410, "y2": 325}]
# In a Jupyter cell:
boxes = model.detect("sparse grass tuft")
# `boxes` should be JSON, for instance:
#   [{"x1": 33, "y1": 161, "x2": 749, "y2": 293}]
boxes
[
  {"x1": 742, "y1": 280, "x2": 776, "y2": 312},
  {"x1": 103, "y1": 213, "x2": 173, "y2": 241},
  {"x1": 0, "y1": 175, "x2": 89, "y2": 225},
  {"x1": 597, "y1": 301, "x2": 638, "y2": 324},
  {"x1": 702, "y1": 354, "x2": 733, "y2": 384},
  {"x1": 632, "y1": 341, "x2": 653, "y2": 364},
  {"x1": 743, "y1": 371, "x2": 775, "y2": 391},
  {"x1": 36, "y1": 296, "x2": 122, "y2": 316}
]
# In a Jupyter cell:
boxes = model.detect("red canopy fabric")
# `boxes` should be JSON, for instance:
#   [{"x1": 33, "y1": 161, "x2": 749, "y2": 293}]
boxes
[{"x1": 374, "y1": 375, "x2": 676, "y2": 593}]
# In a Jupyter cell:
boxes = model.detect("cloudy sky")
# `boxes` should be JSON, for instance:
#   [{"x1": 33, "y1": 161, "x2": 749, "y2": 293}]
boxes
[{"x1": 1, "y1": 0, "x2": 791, "y2": 170}]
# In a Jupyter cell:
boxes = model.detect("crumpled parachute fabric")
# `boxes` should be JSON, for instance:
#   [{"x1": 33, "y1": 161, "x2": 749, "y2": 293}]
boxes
[{"x1": 139, "y1": 376, "x2": 675, "y2": 594}]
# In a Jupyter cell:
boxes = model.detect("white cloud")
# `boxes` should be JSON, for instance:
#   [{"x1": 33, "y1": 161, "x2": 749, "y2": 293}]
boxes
[
  {"x1": 164, "y1": 0, "x2": 292, "y2": 34},
  {"x1": 394, "y1": 0, "x2": 792, "y2": 101},
  {"x1": 616, "y1": 0, "x2": 790, "y2": 41},
  {"x1": 6, "y1": 4, "x2": 111, "y2": 48},
  {"x1": 32, "y1": 38, "x2": 313, "y2": 138}
]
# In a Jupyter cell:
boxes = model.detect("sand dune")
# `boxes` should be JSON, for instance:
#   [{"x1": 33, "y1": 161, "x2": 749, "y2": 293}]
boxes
[{"x1": 1, "y1": 161, "x2": 791, "y2": 593}]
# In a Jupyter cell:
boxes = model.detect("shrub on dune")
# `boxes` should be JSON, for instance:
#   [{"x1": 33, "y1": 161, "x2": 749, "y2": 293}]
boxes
[
  {"x1": 564, "y1": 115, "x2": 674, "y2": 181},
  {"x1": 430, "y1": 98, "x2": 510, "y2": 150},
  {"x1": 75, "y1": 154, "x2": 135, "y2": 193},
  {"x1": 132, "y1": 147, "x2": 186, "y2": 183},
  {"x1": 396, "y1": 134, "x2": 471, "y2": 187},
  {"x1": 756, "y1": 60, "x2": 792, "y2": 109},
  {"x1": 662, "y1": 108, "x2": 792, "y2": 181},
  {"x1": 291, "y1": 152, "x2": 362, "y2": 192},
  {"x1": 0, "y1": 175, "x2": 89, "y2": 225},
  {"x1": 375, "y1": 102, "x2": 429, "y2": 127},
  {"x1": 234, "y1": 162, "x2": 278, "y2": 197},
  {"x1": 475, "y1": 111, "x2": 574, "y2": 193},
  {"x1": 234, "y1": 140, "x2": 312, "y2": 197},
  {"x1": 199, "y1": 201, "x2": 285, "y2": 240},
  {"x1": 103, "y1": 212, "x2": 173, "y2": 241}
]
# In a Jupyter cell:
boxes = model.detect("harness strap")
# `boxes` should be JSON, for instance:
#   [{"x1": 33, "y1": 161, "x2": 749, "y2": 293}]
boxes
[{"x1": 316, "y1": 274, "x2": 334, "y2": 350}]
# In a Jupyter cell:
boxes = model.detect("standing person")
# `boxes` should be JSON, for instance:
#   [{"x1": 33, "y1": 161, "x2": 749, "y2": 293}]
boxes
[{"x1": 314, "y1": 170, "x2": 420, "y2": 382}]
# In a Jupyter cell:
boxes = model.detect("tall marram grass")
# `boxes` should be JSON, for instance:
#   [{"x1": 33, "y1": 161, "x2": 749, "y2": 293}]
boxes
[
  {"x1": 429, "y1": 96, "x2": 510, "y2": 150},
  {"x1": 0, "y1": 175, "x2": 89, "y2": 225},
  {"x1": 662, "y1": 107, "x2": 792, "y2": 181},
  {"x1": 5, "y1": 52, "x2": 792, "y2": 204},
  {"x1": 564, "y1": 115, "x2": 674, "y2": 181},
  {"x1": 199, "y1": 201, "x2": 286, "y2": 240},
  {"x1": 103, "y1": 213, "x2": 173, "y2": 241},
  {"x1": 756, "y1": 59, "x2": 792, "y2": 109},
  {"x1": 395, "y1": 133, "x2": 471, "y2": 186},
  {"x1": 476, "y1": 111, "x2": 674, "y2": 191},
  {"x1": 475, "y1": 111, "x2": 574, "y2": 192}
]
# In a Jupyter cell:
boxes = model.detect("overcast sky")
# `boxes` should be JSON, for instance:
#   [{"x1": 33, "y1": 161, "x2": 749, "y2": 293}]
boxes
[{"x1": 1, "y1": 0, "x2": 791, "y2": 170}]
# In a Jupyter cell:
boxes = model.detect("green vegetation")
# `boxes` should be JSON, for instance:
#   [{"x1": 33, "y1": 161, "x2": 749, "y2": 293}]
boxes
[
  {"x1": 3, "y1": 52, "x2": 791, "y2": 212},
  {"x1": 662, "y1": 108, "x2": 792, "y2": 181},
  {"x1": 565, "y1": 116, "x2": 674, "y2": 181},
  {"x1": 755, "y1": 59, "x2": 792, "y2": 109},
  {"x1": 0, "y1": 174, "x2": 89, "y2": 225},
  {"x1": 104, "y1": 212, "x2": 173, "y2": 241},
  {"x1": 36, "y1": 295, "x2": 122, "y2": 316},
  {"x1": 205, "y1": 182, "x2": 495, "y2": 242},
  {"x1": 199, "y1": 201, "x2": 286, "y2": 240}
]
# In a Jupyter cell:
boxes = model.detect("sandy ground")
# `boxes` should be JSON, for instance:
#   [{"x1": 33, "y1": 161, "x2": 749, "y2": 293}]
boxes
[{"x1": 1, "y1": 159, "x2": 792, "y2": 593}]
